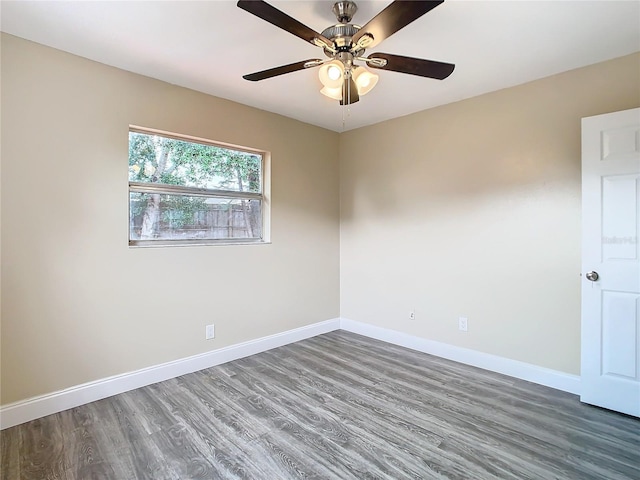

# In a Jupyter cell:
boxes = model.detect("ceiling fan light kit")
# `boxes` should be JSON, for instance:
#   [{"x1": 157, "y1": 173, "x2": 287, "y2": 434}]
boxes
[
  {"x1": 237, "y1": 0, "x2": 455, "y2": 106},
  {"x1": 318, "y1": 59, "x2": 378, "y2": 101}
]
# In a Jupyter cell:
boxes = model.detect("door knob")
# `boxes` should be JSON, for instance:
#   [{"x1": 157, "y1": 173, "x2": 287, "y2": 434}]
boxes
[{"x1": 586, "y1": 271, "x2": 599, "y2": 282}]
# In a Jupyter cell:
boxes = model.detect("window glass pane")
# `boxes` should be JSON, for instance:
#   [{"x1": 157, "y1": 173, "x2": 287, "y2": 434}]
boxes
[
  {"x1": 128, "y1": 131, "x2": 261, "y2": 193},
  {"x1": 130, "y1": 192, "x2": 262, "y2": 241}
]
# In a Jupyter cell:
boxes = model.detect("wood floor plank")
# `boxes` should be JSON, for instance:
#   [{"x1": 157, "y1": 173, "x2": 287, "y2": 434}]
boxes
[
  {"x1": 2, "y1": 330, "x2": 639, "y2": 479},
  {"x1": 1, "y1": 424, "x2": 21, "y2": 480},
  {"x1": 18, "y1": 416, "x2": 70, "y2": 480},
  {"x1": 145, "y1": 382, "x2": 263, "y2": 479}
]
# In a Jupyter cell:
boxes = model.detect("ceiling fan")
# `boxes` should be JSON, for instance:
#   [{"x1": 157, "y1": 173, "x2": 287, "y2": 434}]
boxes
[{"x1": 237, "y1": 0, "x2": 455, "y2": 105}]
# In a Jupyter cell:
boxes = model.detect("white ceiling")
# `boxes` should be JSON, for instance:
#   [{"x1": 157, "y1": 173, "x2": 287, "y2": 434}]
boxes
[{"x1": 1, "y1": 1, "x2": 639, "y2": 132}]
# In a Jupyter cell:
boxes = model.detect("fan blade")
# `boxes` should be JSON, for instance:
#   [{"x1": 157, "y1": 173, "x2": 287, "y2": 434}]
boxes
[
  {"x1": 340, "y1": 77, "x2": 360, "y2": 105},
  {"x1": 237, "y1": 1, "x2": 333, "y2": 49},
  {"x1": 367, "y1": 53, "x2": 455, "y2": 80},
  {"x1": 352, "y1": 1, "x2": 443, "y2": 50},
  {"x1": 243, "y1": 59, "x2": 324, "y2": 81}
]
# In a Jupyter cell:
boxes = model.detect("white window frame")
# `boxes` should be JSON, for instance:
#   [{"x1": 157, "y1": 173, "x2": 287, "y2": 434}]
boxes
[{"x1": 128, "y1": 126, "x2": 270, "y2": 247}]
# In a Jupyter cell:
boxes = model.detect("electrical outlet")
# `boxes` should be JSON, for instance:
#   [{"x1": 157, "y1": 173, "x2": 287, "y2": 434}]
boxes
[
  {"x1": 458, "y1": 317, "x2": 468, "y2": 332},
  {"x1": 409, "y1": 310, "x2": 416, "y2": 320},
  {"x1": 205, "y1": 324, "x2": 215, "y2": 340}
]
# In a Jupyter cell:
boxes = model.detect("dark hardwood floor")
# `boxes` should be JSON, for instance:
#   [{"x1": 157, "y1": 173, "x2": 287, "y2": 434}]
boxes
[{"x1": 2, "y1": 330, "x2": 639, "y2": 479}]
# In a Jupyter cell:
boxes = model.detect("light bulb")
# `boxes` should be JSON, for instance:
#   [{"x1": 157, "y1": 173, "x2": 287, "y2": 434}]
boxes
[{"x1": 327, "y1": 65, "x2": 342, "y2": 81}]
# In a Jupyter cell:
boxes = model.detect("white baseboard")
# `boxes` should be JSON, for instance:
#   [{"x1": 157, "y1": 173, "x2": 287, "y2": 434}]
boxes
[
  {"x1": 340, "y1": 318, "x2": 581, "y2": 395},
  {"x1": 0, "y1": 318, "x2": 341, "y2": 430},
  {"x1": 1, "y1": 317, "x2": 581, "y2": 430}
]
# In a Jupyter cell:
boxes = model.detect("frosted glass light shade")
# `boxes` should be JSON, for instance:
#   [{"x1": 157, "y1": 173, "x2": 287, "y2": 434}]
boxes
[
  {"x1": 352, "y1": 67, "x2": 379, "y2": 96},
  {"x1": 319, "y1": 60, "x2": 344, "y2": 89},
  {"x1": 320, "y1": 86, "x2": 343, "y2": 100}
]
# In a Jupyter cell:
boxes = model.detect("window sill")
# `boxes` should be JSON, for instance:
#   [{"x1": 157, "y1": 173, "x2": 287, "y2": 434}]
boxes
[{"x1": 129, "y1": 239, "x2": 271, "y2": 248}]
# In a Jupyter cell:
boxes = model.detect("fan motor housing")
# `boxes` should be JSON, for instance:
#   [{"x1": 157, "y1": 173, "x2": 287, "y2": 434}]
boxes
[{"x1": 321, "y1": 23, "x2": 363, "y2": 56}]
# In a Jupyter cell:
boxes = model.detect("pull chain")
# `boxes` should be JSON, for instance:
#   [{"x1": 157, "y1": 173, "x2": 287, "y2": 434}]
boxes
[{"x1": 341, "y1": 72, "x2": 353, "y2": 131}]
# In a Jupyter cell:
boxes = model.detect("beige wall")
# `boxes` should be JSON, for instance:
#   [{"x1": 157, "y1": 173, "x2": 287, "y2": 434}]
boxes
[
  {"x1": 340, "y1": 53, "x2": 640, "y2": 375},
  {"x1": 2, "y1": 31, "x2": 639, "y2": 407},
  {"x1": 0, "y1": 34, "x2": 340, "y2": 405}
]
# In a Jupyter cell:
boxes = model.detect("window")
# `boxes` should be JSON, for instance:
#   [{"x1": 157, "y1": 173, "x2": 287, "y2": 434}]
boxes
[{"x1": 128, "y1": 127, "x2": 267, "y2": 246}]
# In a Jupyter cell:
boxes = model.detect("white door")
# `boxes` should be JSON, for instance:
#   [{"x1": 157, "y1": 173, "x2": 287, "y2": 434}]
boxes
[{"x1": 581, "y1": 107, "x2": 640, "y2": 417}]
